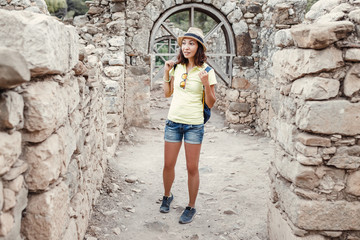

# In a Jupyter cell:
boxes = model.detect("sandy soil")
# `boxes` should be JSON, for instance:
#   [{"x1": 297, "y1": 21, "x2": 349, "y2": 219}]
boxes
[{"x1": 85, "y1": 86, "x2": 274, "y2": 240}]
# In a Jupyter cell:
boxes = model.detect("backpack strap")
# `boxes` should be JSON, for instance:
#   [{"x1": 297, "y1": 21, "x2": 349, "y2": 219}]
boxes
[{"x1": 204, "y1": 66, "x2": 212, "y2": 73}]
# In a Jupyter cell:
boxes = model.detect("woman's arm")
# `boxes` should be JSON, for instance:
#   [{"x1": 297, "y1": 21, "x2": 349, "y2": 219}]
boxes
[
  {"x1": 163, "y1": 60, "x2": 175, "y2": 98},
  {"x1": 199, "y1": 71, "x2": 216, "y2": 108}
]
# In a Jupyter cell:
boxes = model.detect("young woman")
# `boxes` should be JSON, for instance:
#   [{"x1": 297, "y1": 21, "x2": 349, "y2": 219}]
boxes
[{"x1": 160, "y1": 27, "x2": 217, "y2": 224}]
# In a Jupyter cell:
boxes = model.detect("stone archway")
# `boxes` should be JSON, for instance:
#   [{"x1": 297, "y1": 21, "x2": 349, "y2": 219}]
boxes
[{"x1": 149, "y1": 3, "x2": 236, "y2": 87}]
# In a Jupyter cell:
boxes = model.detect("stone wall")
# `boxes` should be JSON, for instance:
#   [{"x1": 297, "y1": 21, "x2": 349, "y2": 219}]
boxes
[
  {"x1": 267, "y1": 0, "x2": 360, "y2": 239},
  {"x1": 0, "y1": 8, "x2": 108, "y2": 240}
]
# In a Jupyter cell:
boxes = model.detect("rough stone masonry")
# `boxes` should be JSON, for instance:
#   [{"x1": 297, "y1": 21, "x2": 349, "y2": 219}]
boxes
[{"x1": 0, "y1": 0, "x2": 360, "y2": 239}]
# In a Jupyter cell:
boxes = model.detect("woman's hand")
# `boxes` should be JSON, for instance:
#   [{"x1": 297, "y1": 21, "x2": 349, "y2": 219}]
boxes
[
  {"x1": 164, "y1": 60, "x2": 175, "y2": 73},
  {"x1": 198, "y1": 70, "x2": 209, "y2": 87}
]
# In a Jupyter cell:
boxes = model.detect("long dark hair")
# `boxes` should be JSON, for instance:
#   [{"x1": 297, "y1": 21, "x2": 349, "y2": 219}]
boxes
[{"x1": 176, "y1": 43, "x2": 207, "y2": 67}]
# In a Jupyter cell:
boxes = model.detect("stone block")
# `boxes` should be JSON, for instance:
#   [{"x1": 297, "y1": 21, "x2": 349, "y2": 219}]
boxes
[
  {"x1": 290, "y1": 21, "x2": 354, "y2": 49},
  {"x1": 316, "y1": 166, "x2": 346, "y2": 193},
  {"x1": 274, "y1": 149, "x2": 319, "y2": 189},
  {"x1": 22, "y1": 182, "x2": 69, "y2": 240},
  {"x1": 272, "y1": 47, "x2": 343, "y2": 82},
  {"x1": 295, "y1": 142, "x2": 318, "y2": 157},
  {"x1": 296, "y1": 132, "x2": 331, "y2": 147},
  {"x1": 231, "y1": 77, "x2": 251, "y2": 90},
  {"x1": 61, "y1": 219, "x2": 78, "y2": 240},
  {"x1": 0, "y1": 91, "x2": 24, "y2": 129},
  {"x1": 3, "y1": 188, "x2": 16, "y2": 211},
  {"x1": 296, "y1": 153, "x2": 323, "y2": 166},
  {"x1": 0, "y1": 9, "x2": 78, "y2": 76},
  {"x1": 24, "y1": 133, "x2": 64, "y2": 191},
  {"x1": 0, "y1": 212, "x2": 14, "y2": 237},
  {"x1": 274, "y1": 120, "x2": 297, "y2": 154},
  {"x1": 290, "y1": 77, "x2": 339, "y2": 100},
  {"x1": 0, "y1": 47, "x2": 30, "y2": 89},
  {"x1": 2, "y1": 159, "x2": 28, "y2": 181},
  {"x1": 7, "y1": 175, "x2": 24, "y2": 193},
  {"x1": 346, "y1": 170, "x2": 360, "y2": 196},
  {"x1": 296, "y1": 100, "x2": 360, "y2": 136},
  {"x1": 345, "y1": 49, "x2": 360, "y2": 62},
  {"x1": 236, "y1": 33, "x2": 252, "y2": 56},
  {"x1": 225, "y1": 89, "x2": 239, "y2": 101},
  {"x1": 275, "y1": 177, "x2": 360, "y2": 230},
  {"x1": 344, "y1": 64, "x2": 360, "y2": 97},
  {"x1": 225, "y1": 110, "x2": 240, "y2": 124},
  {"x1": 22, "y1": 81, "x2": 67, "y2": 142},
  {"x1": 0, "y1": 181, "x2": 3, "y2": 211},
  {"x1": 0, "y1": 131, "x2": 21, "y2": 175},
  {"x1": 274, "y1": 29, "x2": 294, "y2": 48},
  {"x1": 229, "y1": 102, "x2": 250, "y2": 113},
  {"x1": 349, "y1": 9, "x2": 360, "y2": 24},
  {"x1": 268, "y1": 203, "x2": 326, "y2": 240}
]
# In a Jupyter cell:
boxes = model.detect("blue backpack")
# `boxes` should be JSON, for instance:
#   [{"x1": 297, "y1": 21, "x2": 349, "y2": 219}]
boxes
[{"x1": 173, "y1": 64, "x2": 212, "y2": 124}]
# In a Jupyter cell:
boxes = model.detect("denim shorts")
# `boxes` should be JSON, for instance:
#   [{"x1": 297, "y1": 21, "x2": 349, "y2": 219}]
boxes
[{"x1": 164, "y1": 119, "x2": 204, "y2": 144}]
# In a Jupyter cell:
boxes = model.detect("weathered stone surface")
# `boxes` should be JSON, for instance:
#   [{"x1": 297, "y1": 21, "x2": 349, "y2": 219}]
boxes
[
  {"x1": 346, "y1": 170, "x2": 360, "y2": 196},
  {"x1": 0, "y1": 181, "x2": 3, "y2": 211},
  {"x1": 274, "y1": 29, "x2": 294, "y2": 48},
  {"x1": 236, "y1": 33, "x2": 252, "y2": 56},
  {"x1": 225, "y1": 110, "x2": 240, "y2": 124},
  {"x1": 297, "y1": 153, "x2": 323, "y2": 166},
  {"x1": 344, "y1": 64, "x2": 360, "y2": 97},
  {"x1": 290, "y1": 21, "x2": 354, "y2": 49},
  {"x1": 0, "y1": 47, "x2": 30, "y2": 89},
  {"x1": 229, "y1": 102, "x2": 250, "y2": 113},
  {"x1": 2, "y1": 160, "x2": 28, "y2": 181},
  {"x1": 268, "y1": 203, "x2": 326, "y2": 240},
  {"x1": 0, "y1": 212, "x2": 14, "y2": 237},
  {"x1": 316, "y1": 166, "x2": 345, "y2": 193},
  {"x1": 290, "y1": 77, "x2": 339, "y2": 100},
  {"x1": 273, "y1": 120, "x2": 297, "y2": 154},
  {"x1": 225, "y1": 89, "x2": 239, "y2": 101},
  {"x1": 22, "y1": 81, "x2": 67, "y2": 143},
  {"x1": 7, "y1": 175, "x2": 24, "y2": 193},
  {"x1": 22, "y1": 182, "x2": 69, "y2": 240},
  {"x1": 0, "y1": 131, "x2": 21, "y2": 175},
  {"x1": 0, "y1": 91, "x2": 24, "y2": 129},
  {"x1": 345, "y1": 49, "x2": 360, "y2": 62},
  {"x1": 305, "y1": 0, "x2": 341, "y2": 21},
  {"x1": 61, "y1": 218, "x2": 78, "y2": 240},
  {"x1": 0, "y1": 10, "x2": 78, "y2": 76},
  {"x1": 295, "y1": 142, "x2": 318, "y2": 157},
  {"x1": 73, "y1": 62, "x2": 87, "y2": 76},
  {"x1": 274, "y1": 149, "x2": 319, "y2": 189},
  {"x1": 272, "y1": 47, "x2": 343, "y2": 82},
  {"x1": 24, "y1": 133, "x2": 64, "y2": 191},
  {"x1": 327, "y1": 146, "x2": 360, "y2": 169},
  {"x1": 349, "y1": 9, "x2": 360, "y2": 24},
  {"x1": 104, "y1": 66, "x2": 123, "y2": 77},
  {"x1": 296, "y1": 132, "x2": 331, "y2": 147},
  {"x1": 227, "y1": 8, "x2": 243, "y2": 23},
  {"x1": 3, "y1": 188, "x2": 16, "y2": 211},
  {"x1": 275, "y1": 178, "x2": 360, "y2": 230},
  {"x1": 296, "y1": 100, "x2": 360, "y2": 135},
  {"x1": 56, "y1": 124, "x2": 76, "y2": 175},
  {"x1": 231, "y1": 77, "x2": 251, "y2": 89}
]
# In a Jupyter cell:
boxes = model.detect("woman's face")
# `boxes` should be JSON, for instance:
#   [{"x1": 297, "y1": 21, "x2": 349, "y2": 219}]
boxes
[{"x1": 181, "y1": 38, "x2": 198, "y2": 60}]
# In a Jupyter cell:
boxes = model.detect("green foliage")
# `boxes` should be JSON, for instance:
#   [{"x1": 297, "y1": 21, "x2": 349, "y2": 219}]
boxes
[
  {"x1": 306, "y1": 0, "x2": 320, "y2": 12},
  {"x1": 168, "y1": 10, "x2": 216, "y2": 34},
  {"x1": 45, "y1": 0, "x2": 88, "y2": 19},
  {"x1": 45, "y1": 0, "x2": 67, "y2": 13}
]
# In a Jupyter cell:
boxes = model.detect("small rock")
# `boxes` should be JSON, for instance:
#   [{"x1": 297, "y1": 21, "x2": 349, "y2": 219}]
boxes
[
  {"x1": 112, "y1": 227, "x2": 121, "y2": 235},
  {"x1": 86, "y1": 236, "x2": 98, "y2": 240},
  {"x1": 223, "y1": 209, "x2": 237, "y2": 215},
  {"x1": 103, "y1": 210, "x2": 118, "y2": 216},
  {"x1": 223, "y1": 186, "x2": 238, "y2": 192},
  {"x1": 131, "y1": 188, "x2": 141, "y2": 193},
  {"x1": 125, "y1": 175, "x2": 137, "y2": 183},
  {"x1": 123, "y1": 206, "x2": 135, "y2": 213}
]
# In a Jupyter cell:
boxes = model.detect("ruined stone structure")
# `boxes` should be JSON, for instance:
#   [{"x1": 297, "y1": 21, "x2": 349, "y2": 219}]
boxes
[{"x1": 0, "y1": 0, "x2": 360, "y2": 239}]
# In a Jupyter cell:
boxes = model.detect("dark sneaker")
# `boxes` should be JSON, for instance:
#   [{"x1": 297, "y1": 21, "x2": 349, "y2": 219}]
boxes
[
  {"x1": 179, "y1": 206, "x2": 196, "y2": 224},
  {"x1": 159, "y1": 194, "x2": 173, "y2": 213}
]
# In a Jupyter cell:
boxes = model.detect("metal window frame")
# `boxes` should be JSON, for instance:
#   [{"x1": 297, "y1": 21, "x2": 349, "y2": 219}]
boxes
[{"x1": 149, "y1": 3, "x2": 236, "y2": 87}]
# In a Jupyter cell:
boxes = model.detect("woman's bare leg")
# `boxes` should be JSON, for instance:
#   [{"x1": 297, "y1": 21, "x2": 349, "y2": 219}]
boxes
[
  {"x1": 184, "y1": 142, "x2": 202, "y2": 208},
  {"x1": 163, "y1": 141, "x2": 182, "y2": 196}
]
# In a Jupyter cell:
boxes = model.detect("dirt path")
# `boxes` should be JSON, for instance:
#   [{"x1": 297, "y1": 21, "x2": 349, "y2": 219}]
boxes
[{"x1": 85, "y1": 87, "x2": 274, "y2": 240}]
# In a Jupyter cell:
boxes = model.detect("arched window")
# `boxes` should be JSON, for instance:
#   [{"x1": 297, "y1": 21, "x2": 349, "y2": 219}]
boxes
[{"x1": 149, "y1": 3, "x2": 236, "y2": 87}]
